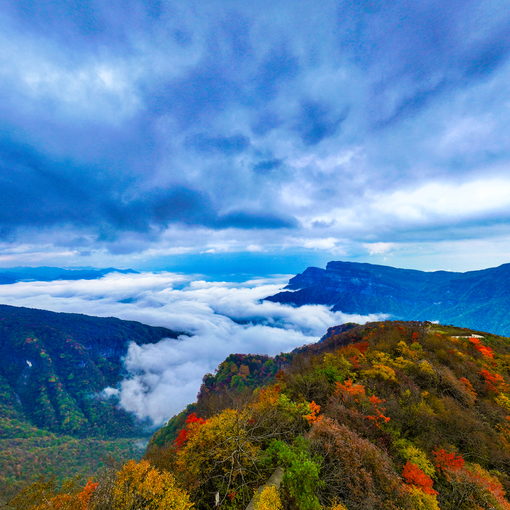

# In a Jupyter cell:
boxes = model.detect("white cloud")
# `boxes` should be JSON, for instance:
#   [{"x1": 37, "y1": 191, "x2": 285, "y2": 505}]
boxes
[
  {"x1": 302, "y1": 237, "x2": 342, "y2": 250},
  {"x1": 0, "y1": 20, "x2": 141, "y2": 122},
  {"x1": 296, "y1": 175, "x2": 510, "y2": 237},
  {"x1": 0, "y1": 272, "x2": 385, "y2": 424},
  {"x1": 364, "y1": 242, "x2": 395, "y2": 255},
  {"x1": 372, "y1": 176, "x2": 510, "y2": 224}
]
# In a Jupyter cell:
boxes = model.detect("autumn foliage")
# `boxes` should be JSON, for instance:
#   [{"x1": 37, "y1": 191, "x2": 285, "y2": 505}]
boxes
[
  {"x1": 10, "y1": 320, "x2": 510, "y2": 510},
  {"x1": 335, "y1": 379, "x2": 365, "y2": 398},
  {"x1": 111, "y1": 460, "x2": 193, "y2": 510},
  {"x1": 174, "y1": 412, "x2": 207, "y2": 448},
  {"x1": 402, "y1": 461, "x2": 438, "y2": 495},
  {"x1": 469, "y1": 336, "x2": 495, "y2": 358},
  {"x1": 480, "y1": 368, "x2": 506, "y2": 392},
  {"x1": 77, "y1": 481, "x2": 99, "y2": 509},
  {"x1": 433, "y1": 449, "x2": 465, "y2": 473},
  {"x1": 304, "y1": 401, "x2": 322, "y2": 424},
  {"x1": 335, "y1": 380, "x2": 390, "y2": 426},
  {"x1": 253, "y1": 485, "x2": 283, "y2": 510}
]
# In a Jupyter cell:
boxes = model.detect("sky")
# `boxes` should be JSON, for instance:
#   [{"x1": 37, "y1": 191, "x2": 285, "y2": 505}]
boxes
[{"x1": 2, "y1": 0, "x2": 510, "y2": 273}]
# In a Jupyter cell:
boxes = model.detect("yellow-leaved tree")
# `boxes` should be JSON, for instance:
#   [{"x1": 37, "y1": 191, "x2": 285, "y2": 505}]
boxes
[
  {"x1": 111, "y1": 460, "x2": 193, "y2": 510},
  {"x1": 253, "y1": 485, "x2": 283, "y2": 510},
  {"x1": 175, "y1": 408, "x2": 262, "y2": 508}
]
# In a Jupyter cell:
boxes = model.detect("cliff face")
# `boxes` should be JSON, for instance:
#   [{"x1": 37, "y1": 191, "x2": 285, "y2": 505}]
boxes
[{"x1": 266, "y1": 260, "x2": 510, "y2": 336}]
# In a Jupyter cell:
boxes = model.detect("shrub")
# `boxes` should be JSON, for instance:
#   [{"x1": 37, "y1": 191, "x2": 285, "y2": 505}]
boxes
[
  {"x1": 253, "y1": 485, "x2": 283, "y2": 510},
  {"x1": 265, "y1": 437, "x2": 322, "y2": 510},
  {"x1": 402, "y1": 462, "x2": 437, "y2": 495},
  {"x1": 394, "y1": 439, "x2": 435, "y2": 477},
  {"x1": 308, "y1": 418, "x2": 405, "y2": 510},
  {"x1": 405, "y1": 486, "x2": 440, "y2": 510},
  {"x1": 175, "y1": 408, "x2": 262, "y2": 508},
  {"x1": 436, "y1": 463, "x2": 510, "y2": 510}
]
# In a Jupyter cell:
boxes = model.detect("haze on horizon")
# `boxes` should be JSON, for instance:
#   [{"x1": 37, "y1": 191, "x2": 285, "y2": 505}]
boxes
[{"x1": 2, "y1": 1, "x2": 510, "y2": 274}]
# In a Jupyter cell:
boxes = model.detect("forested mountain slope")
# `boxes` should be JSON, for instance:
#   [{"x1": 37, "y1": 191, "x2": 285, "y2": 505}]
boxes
[
  {"x1": 9, "y1": 319, "x2": 510, "y2": 509},
  {"x1": 0, "y1": 304, "x2": 180, "y2": 437},
  {"x1": 144, "y1": 320, "x2": 510, "y2": 510}
]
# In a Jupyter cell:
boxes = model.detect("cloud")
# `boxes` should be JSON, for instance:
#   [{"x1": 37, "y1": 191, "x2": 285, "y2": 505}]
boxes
[
  {"x1": 372, "y1": 177, "x2": 510, "y2": 223},
  {"x1": 0, "y1": 271, "x2": 385, "y2": 424},
  {"x1": 364, "y1": 242, "x2": 394, "y2": 256},
  {"x1": 302, "y1": 174, "x2": 510, "y2": 241},
  {"x1": 299, "y1": 237, "x2": 346, "y2": 253},
  {"x1": 295, "y1": 100, "x2": 347, "y2": 146}
]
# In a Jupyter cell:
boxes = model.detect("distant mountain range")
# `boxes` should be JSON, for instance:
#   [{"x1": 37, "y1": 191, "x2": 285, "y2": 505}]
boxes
[
  {"x1": 0, "y1": 266, "x2": 137, "y2": 285},
  {"x1": 266, "y1": 260, "x2": 510, "y2": 336}
]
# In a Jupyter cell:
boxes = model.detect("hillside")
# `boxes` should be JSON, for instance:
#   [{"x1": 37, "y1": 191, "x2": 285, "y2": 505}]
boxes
[
  {"x1": 0, "y1": 304, "x2": 180, "y2": 503},
  {"x1": 266, "y1": 261, "x2": 510, "y2": 336},
  {"x1": 140, "y1": 320, "x2": 510, "y2": 510},
  {"x1": 0, "y1": 304, "x2": 180, "y2": 436}
]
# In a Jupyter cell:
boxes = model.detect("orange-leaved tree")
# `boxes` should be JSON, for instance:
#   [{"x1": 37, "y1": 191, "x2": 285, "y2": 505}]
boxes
[
  {"x1": 402, "y1": 461, "x2": 438, "y2": 495},
  {"x1": 174, "y1": 412, "x2": 206, "y2": 449}
]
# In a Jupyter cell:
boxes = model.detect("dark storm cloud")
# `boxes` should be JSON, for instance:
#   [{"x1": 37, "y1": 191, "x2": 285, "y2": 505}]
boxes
[
  {"x1": 150, "y1": 188, "x2": 295, "y2": 230},
  {"x1": 216, "y1": 211, "x2": 297, "y2": 230},
  {"x1": 0, "y1": 132, "x2": 293, "y2": 244},
  {"x1": 2, "y1": 0, "x2": 510, "y2": 262},
  {"x1": 253, "y1": 159, "x2": 283, "y2": 173},
  {"x1": 296, "y1": 100, "x2": 347, "y2": 145}
]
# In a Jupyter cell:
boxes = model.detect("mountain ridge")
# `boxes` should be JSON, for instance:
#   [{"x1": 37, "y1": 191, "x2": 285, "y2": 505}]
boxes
[
  {"x1": 266, "y1": 260, "x2": 510, "y2": 336},
  {"x1": 0, "y1": 266, "x2": 138, "y2": 285},
  {"x1": 0, "y1": 303, "x2": 184, "y2": 502}
]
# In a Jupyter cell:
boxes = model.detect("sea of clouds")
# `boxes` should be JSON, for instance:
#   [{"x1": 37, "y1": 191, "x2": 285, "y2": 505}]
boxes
[{"x1": 0, "y1": 272, "x2": 386, "y2": 425}]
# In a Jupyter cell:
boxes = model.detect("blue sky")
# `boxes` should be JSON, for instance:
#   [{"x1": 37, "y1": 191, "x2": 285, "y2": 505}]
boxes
[{"x1": 2, "y1": 0, "x2": 510, "y2": 273}]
